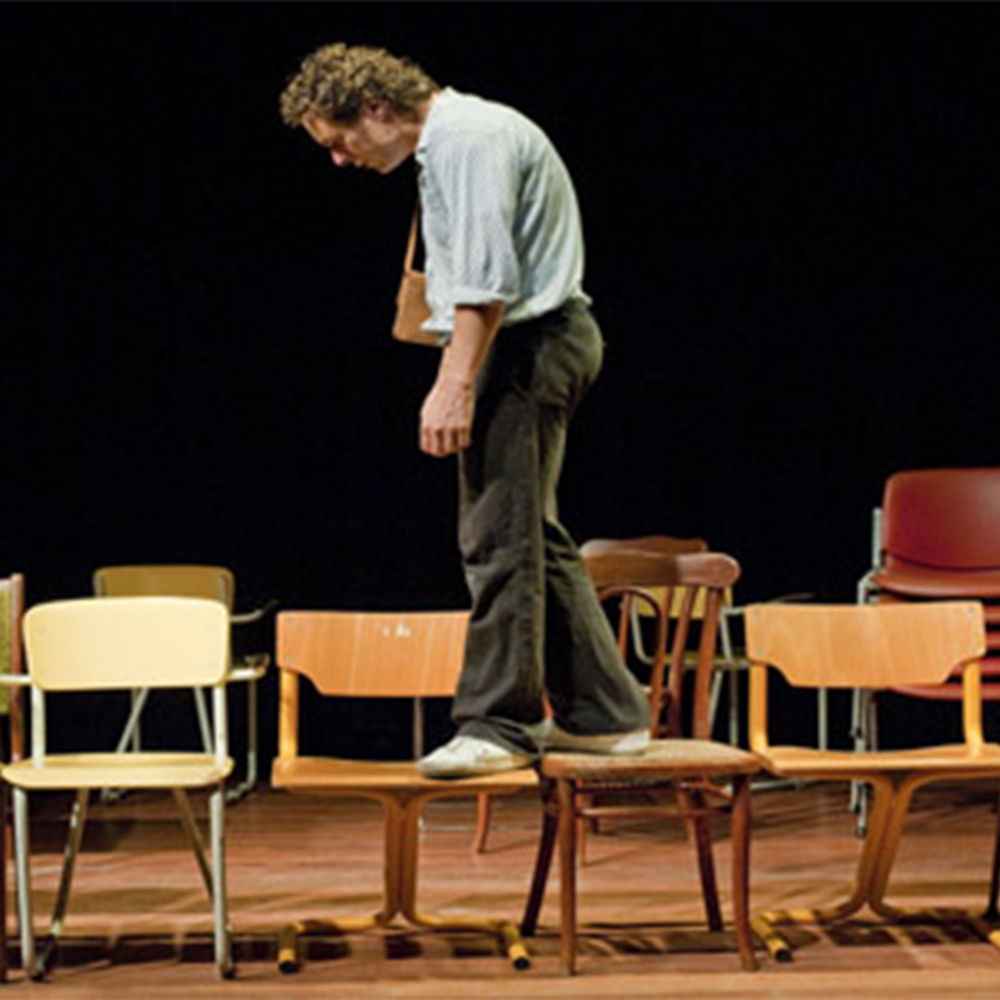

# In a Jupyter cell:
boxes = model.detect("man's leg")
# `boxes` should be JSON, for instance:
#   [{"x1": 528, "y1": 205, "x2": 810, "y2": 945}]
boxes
[{"x1": 422, "y1": 303, "x2": 647, "y2": 775}]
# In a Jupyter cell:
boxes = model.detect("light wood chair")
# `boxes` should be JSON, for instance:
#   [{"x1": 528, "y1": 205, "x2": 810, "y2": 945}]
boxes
[
  {"x1": 272, "y1": 609, "x2": 538, "y2": 974},
  {"x1": 853, "y1": 469, "x2": 1000, "y2": 909},
  {"x1": 521, "y1": 549, "x2": 760, "y2": 975},
  {"x1": 0, "y1": 596, "x2": 239, "y2": 980},
  {"x1": 93, "y1": 565, "x2": 272, "y2": 802},
  {"x1": 746, "y1": 600, "x2": 1000, "y2": 962},
  {"x1": 0, "y1": 573, "x2": 26, "y2": 983}
]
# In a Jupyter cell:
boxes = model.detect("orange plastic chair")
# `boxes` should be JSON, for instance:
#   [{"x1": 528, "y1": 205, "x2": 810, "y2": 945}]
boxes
[
  {"x1": 521, "y1": 548, "x2": 759, "y2": 975},
  {"x1": 271, "y1": 609, "x2": 537, "y2": 974},
  {"x1": 747, "y1": 601, "x2": 1000, "y2": 962}
]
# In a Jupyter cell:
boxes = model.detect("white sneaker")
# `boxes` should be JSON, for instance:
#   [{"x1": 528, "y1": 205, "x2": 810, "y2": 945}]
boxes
[
  {"x1": 541, "y1": 719, "x2": 650, "y2": 756},
  {"x1": 417, "y1": 735, "x2": 532, "y2": 779}
]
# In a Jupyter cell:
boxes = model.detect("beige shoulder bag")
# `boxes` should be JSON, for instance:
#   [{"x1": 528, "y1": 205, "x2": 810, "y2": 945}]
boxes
[{"x1": 392, "y1": 208, "x2": 438, "y2": 346}]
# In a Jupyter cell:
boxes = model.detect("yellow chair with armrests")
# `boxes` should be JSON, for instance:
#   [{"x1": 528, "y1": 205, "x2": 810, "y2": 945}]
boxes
[
  {"x1": 0, "y1": 596, "x2": 238, "y2": 980},
  {"x1": 93, "y1": 565, "x2": 272, "y2": 803}
]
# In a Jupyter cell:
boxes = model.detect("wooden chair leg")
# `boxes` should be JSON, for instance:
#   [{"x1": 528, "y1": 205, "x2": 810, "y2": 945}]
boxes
[
  {"x1": 557, "y1": 779, "x2": 578, "y2": 975},
  {"x1": 677, "y1": 787, "x2": 723, "y2": 932},
  {"x1": 730, "y1": 775, "x2": 758, "y2": 971},
  {"x1": 472, "y1": 793, "x2": 492, "y2": 854},
  {"x1": 0, "y1": 778, "x2": 7, "y2": 984},
  {"x1": 522, "y1": 783, "x2": 558, "y2": 936},
  {"x1": 986, "y1": 784, "x2": 1000, "y2": 921}
]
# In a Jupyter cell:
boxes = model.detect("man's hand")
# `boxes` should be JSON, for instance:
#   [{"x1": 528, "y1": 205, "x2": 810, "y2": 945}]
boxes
[
  {"x1": 420, "y1": 372, "x2": 475, "y2": 457},
  {"x1": 418, "y1": 302, "x2": 504, "y2": 458}
]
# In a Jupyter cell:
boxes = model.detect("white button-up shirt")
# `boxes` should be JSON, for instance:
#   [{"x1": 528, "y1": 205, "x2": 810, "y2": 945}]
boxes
[{"x1": 416, "y1": 89, "x2": 590, "y2": 339}]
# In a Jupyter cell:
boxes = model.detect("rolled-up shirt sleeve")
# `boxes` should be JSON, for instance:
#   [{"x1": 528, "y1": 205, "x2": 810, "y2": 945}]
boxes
[
  {"x1": 431, "y1": 130, "x2": 522, "y2": 307},
  {"x1": 416, "y1": 89, "x2": 588, "y2": 336}
]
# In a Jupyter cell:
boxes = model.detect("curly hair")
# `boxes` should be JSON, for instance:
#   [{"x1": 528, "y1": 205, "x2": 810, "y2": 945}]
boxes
[{"x1": 279, "y1": 43, "x2": 439, "y2": 126}]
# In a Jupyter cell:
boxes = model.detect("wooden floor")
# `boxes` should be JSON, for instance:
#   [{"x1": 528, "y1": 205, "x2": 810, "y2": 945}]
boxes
[{"x1": 1, "y1": 780, "x2": 999, "y2": 998}]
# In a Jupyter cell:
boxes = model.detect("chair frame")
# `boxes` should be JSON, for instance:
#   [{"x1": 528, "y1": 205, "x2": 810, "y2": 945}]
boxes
[
  {"x1": 0, "y1": 573, "x2": 26, "y2": 983},
  {"x1": 0, "y1": 596, "x2": 239, "y2": 980},
  {"x1": 854, "y1": 474, "x2": 1000, "y2": 914},
  {"x1": 272, "y1": 609, "x2": 537, "y2": 974},
  {"x1": 520, "y1": 549, "x2": 759, "y2": 974},
  {"x1": 747, "y1": 600, "x2": 1000, "y2": 963}
]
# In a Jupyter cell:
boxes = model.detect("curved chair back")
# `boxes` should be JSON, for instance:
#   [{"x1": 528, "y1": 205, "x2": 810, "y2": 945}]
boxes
[
  {"x1": 93, "y1": 565, "x2": 235, "y2": 609},
  {"x1": 276, "y1": 610, "x2": 469, "y2": 698},
  {"x1": 24, "y1": 597, "x2": 230, "y2": 692}
]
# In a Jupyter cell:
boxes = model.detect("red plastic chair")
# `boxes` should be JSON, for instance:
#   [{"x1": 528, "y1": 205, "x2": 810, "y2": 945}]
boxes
[{"x1": 857, "y1": 469, "x2": 1000, "y2": 918}]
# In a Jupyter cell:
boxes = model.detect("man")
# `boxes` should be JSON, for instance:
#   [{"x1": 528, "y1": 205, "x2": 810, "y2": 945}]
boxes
[{"x1": 280, "y1": 43, "x2": 649, "y2": 777}]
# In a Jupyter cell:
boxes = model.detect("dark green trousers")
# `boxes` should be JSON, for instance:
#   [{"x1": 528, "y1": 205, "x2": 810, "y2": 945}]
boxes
[{"x1": 453, "y1": 300, "x2": 650, "y2": 756}]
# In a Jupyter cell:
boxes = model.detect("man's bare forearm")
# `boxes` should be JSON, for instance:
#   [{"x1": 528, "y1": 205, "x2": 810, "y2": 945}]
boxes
[{"x1": 420, "y1": 302, "x2": 505, "y2": 457}]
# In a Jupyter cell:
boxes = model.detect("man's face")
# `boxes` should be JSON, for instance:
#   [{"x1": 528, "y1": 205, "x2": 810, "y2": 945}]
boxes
[{"x1": 302, "y1": 103, "x2": 414, "y2": 175}]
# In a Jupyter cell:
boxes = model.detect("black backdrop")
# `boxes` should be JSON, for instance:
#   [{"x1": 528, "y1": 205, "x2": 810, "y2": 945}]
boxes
[{"x1": 3, "y1": 5, "x2": 999, "y2": 756}]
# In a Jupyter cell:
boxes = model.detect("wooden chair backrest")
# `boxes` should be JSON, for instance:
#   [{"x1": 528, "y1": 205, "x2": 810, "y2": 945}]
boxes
[
  {"x1": 581, "y1": 548, "x2": 740, "y2": 740},
  {"x1": 24, "y1": 597, "x2": 231, "y2": 692},
  {"x1": 580, "y1": 536, "x2": 709, "y2": 560},
  {"x1": 581, "y1": 537, "x2": 724, "y2": 619},
  {"x1": 0, "y1": 573, "x2": 25, "y2": 759},
  {"x1": 746, "y1": 602, "x2": 984, "y2": 690},
  {"x1": 93, "y1": 565, "x2": 234, "y2": 610},
  {"x1": 276, "y1": 611, "x2": 469, "y2": 698}
]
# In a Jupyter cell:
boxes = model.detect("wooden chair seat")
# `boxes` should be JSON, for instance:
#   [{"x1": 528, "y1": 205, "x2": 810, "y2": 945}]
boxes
[
  {"x1": 762, "y1": 743, "x2": 1000, "y2": 777},
  {"x1": 540, "y1": 739, "x2": 759, "y2": 782},
  {"x1": 272, "y1": 755, "x2": 536, "y2": 794}
]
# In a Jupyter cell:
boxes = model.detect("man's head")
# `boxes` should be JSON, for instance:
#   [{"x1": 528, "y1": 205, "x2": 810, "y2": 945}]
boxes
[{"x1": 280, "y1": 43, "x2": 439, "y2": 174}]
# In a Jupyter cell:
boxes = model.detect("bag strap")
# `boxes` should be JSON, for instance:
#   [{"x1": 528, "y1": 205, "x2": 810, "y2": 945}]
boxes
[{"x1": 403, "y1": 205, "x2": 421, "y2": 274}]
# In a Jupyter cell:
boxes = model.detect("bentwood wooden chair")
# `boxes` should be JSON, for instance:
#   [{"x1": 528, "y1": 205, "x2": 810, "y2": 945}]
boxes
[
  {"x1": 747, "y1": 601, "x2": 1000, "y2": 963},
  {"x1": 93, "y1": 565, "x2": 272, "y2": 803},
  {"x1": 0, "y1": 574, "x2": 26, "y2": 983},
  {"x1": 0, "y1": 597, "x2": 238, "y2": 980},
  {"x1": 521, "y1": 548, "x2": 760, "y2": 975},
  {"x1": 272, "y1": 609, "x2": 538, "y2": 974},
  {"x1": 475, "y1": 535, "x2": 711, "y2": 855}
]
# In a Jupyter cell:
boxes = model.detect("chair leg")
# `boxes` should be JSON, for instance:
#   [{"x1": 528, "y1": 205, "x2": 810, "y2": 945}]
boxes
[
  {"x1": 986, "y1": 784, "x2": 1000, "y2": 921},
  {"x1": 0, "y1": 778, "x2": 7, "y2": 984},
  {"x1": 472, "y1": 793, "x2": 492, "y2": 854},
  {"x1": 209, "y1": 787, "x2": 234, "y2": 979},
  {"x1": 676, "y1": 787, "x2": 723, "y2": 932},
  {"x1": 36, "y1": 790, "x2": 89, "y2": 977},
  {"x1": 226, "y1": 678, "x2": 260, "y2": 804},
  {"x1": 173, "y1": 789, "x2": 218, "y2": 897},
  {"x1": 101, "y1": 689, "x2": 150, "y2": 805},
  {"x1": 557, "y1": 779, "x2": 578, "y2": 975},
  {"x1": 521, "y1": 783, "x2": 558, "y2": 937},
  {"x1": 12, "y1": 788, "x2": 37, "y2": 980},
  {"x1": 194, "y1": 688, "x2": 213, "y2": 754},
  {"x1": 729, "y1": 775, "x2": 758, "y2": 971}
]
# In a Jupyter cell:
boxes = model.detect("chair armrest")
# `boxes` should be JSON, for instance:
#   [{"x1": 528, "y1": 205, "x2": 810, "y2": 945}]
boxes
[
  {"x1": 727, "y1": 592, "x2": 815, "y2": 617},
  {"x1": 227, "y1": 653, "x2": 270, "y2": 683},
  {"x1": 230, "y1": 598, "x2": 280, "y2": 627},
  {"x1": 0, "y1": 674, "x2": 31, "y2": 687}
]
